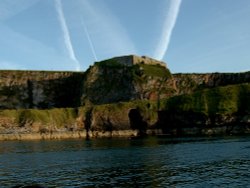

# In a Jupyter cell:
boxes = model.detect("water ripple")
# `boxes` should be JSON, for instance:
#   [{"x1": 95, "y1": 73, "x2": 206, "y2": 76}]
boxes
[{"x1": 0, "y1": 136, "x2": 250, "y2": 187}]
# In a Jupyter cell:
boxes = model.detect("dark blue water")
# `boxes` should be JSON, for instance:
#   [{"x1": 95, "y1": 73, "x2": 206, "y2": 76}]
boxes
[{"x1": 0, "y1": 136, "x2": 250, "y2": 187}]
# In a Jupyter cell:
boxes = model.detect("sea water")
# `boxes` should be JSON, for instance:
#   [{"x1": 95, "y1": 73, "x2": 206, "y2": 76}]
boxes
[{"x1": 0, "y1": 136, "x2": 250, "y2": 187}]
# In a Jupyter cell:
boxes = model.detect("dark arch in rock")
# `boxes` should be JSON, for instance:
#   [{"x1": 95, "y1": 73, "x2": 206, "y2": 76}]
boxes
[{"x1": 128, "y1": 109, "x2": 147, "y2": 136}]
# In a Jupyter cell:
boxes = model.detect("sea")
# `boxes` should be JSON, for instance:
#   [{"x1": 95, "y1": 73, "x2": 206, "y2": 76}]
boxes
[{"x1": 0, "y1": 136, "x2": 250, "y2": 187}]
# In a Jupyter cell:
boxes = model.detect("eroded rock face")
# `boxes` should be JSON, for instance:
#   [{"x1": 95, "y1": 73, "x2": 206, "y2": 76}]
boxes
[
  {"x1": 0, "y1": 83, "x2": 249, "y2": 138},
  {"x1": 156, "y1": 83, "x2": 250, "y2": 136},
  {"x1": 171, "y1": 72, "x2": 250, "y2": 95},
  {"x1": 81, "y1": 56, "x2": 172, "y2": 105},
  {"x1": 81, "y1": 64, "x2": 136, "y2": 105},
  {"x1": 1, "y1": 57, "x2": 249, "y2": 109},
  {"x1": 0, "y1": 55, "x2": 249, "y2": 138},
  {"x1": 156, "y1": 111, "x2": 250, "y2": 136},
  {"x1": 129, "y1": 109, "x2": 147, "y2": 136},
  {"x1": 0, "y1": 71, "x2": 84, "y2": 109}
]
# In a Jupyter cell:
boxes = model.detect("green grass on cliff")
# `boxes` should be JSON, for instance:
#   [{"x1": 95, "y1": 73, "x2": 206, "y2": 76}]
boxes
[
  {"x1": 0, "y1": 108, "x2": 78, "y2": 128},
  {"x1": 91, "y1": 100, "x2": 159, "y2": 126},
  {"x1": 161, "y1": 83, "x2": 250, "y2": 115},
  {"x1": 132, "y1": 64, "x2": 171, "y2": 80},
  {"x1": 94, "y1": 58, "x2": 171, "y2": 78},
  {"x1": 94, "y1": 59, "x2": 124, "y2": 68},
  {"x1": 139, "y1": 64, "x2": 171, "y2": 78},
  {"x1": 1, "y1": 84, "x2": 248, "y2": 131}
]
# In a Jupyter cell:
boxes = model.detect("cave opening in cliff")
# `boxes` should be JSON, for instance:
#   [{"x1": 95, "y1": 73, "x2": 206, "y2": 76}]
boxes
[{"x1": 128, "y1": 109, "x2": 147, "y2": 136}]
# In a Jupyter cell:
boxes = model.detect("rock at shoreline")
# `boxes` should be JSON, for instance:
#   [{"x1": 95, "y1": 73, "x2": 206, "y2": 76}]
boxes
[{"x1": 0, "y1": 55, "x2": 249, "y2": 139}]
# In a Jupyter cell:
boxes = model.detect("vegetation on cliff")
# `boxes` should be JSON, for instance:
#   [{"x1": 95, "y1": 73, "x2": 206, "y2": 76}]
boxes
[
  {"x1": 1, "y1": 83, "x2": 249, "y2": 136},
  {"x1": 0, "y1": 70, "x2": 84, "y2": 109},
  {"x1": 82, "y1": 57, "x2": 172, "y2": 104},
  {"x1": 0, "y1": 100, "x2": 159, "y2": 136},
  {"x1": 162, "y1": 83, "x2": 250, "y2": 116},
  {"x1": 0, "y1": 56, "x2": 249, "y2": 138},
  {"x1": 155, "y1": 83, "x2": 250, "y2": 136},
  {"x1": 0, "y1": 108, "x2": 78, "y2": 134}
]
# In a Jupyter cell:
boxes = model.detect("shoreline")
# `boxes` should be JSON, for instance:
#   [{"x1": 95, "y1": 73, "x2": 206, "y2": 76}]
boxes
[
  {"x1": 1, "y1": 127, "x2": 250, "y2": 141},
  {"x1": 0, "y1": 130, "x2": 139, "y2": 141}
]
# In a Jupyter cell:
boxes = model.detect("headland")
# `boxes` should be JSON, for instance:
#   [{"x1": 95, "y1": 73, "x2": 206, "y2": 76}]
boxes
[{"x1": 0, "y1": 55, "x2": 249, "y2": 140}]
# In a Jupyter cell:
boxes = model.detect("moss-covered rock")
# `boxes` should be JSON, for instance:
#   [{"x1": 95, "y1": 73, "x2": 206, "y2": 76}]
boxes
[
  {"x1": 0, "y1": 55, "x2": 250, "y2": 138},
  {"x1": 156, "y1": 83, "x2": 250, "y2": 135},
  {"x1": 162, "y1": 83, "x2": 250, "y2": 115},
  {"x1": 0, "y1": 108, "x2": 79, "y2": 134},
  {"x1": 81, "y1": 57, "x2": 172, "y2": 105}
]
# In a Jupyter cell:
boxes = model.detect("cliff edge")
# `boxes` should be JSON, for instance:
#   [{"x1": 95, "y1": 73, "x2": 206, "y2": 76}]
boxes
[{"x1": 0, "y1": 55, "x2": 249, "y2": 139}]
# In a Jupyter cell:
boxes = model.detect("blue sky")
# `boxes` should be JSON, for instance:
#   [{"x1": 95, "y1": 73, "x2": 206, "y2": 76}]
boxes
[{"x1": 0, "y1": 0, "x2": 249, "y2": 73}]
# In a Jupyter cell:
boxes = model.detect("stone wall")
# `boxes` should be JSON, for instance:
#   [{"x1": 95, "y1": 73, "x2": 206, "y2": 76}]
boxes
[{"x1": 112, "y1": 55, "x2": 166, "y2": 67}]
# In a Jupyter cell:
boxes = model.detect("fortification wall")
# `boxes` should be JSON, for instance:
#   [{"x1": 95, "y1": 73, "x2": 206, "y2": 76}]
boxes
[{"x1": 113, "y1": 55, "x2": 166, "y2": 67}]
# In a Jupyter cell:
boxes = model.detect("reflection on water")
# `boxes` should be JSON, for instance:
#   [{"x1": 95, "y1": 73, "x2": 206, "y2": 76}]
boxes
[{"x1": 0, "y1": 136, "x2": 250, "y2": 187}]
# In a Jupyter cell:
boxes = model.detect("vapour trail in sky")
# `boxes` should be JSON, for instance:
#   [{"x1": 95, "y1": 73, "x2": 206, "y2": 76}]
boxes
[
  {"x1": 154, "y1": 0, "x2": 182, "y2": 60},
  {"x1": 55, "y1": 0, "x2": 80, "y2": 71},
  {"x1": 81, "y1": 18, "x2": 98, "y2": 62},
  {"x1": 0, "y1": 0, "x2": 249, "y2": 73},
  {"x1": 79, "y1": 0, "x2": 136, "y2": 59}
]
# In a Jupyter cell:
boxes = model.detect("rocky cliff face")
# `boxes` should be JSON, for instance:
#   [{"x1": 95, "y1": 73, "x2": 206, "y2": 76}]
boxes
[
  {"x1": 0, "y1": 56, "x2": 172, "y2": 108},
  {"x1": 170, "y1": 72, "x2": 250, "y2": 95},
  {"x1": 0, "y1": 70, "x2": 84, "y2": 109},
  {"x1": 81, "y1": 56, "x2": 172, "y2": 105},
  {"x1": 0, "y1": 55, "x2": 249, "y2": 138},
  {"x1": 1, "y1": 57, "x2": 249, "y2": 109},
  {"x1": 157, "y1": 83, "x2": 250, "y2": 136}
]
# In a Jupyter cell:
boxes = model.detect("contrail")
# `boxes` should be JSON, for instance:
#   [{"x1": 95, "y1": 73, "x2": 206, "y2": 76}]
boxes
[
  {"x1": 79, "y1": 0, "x2": 137, "y2": 58},
  {"x1": 55, "y1": 0, "x2": 81, "y2": 71},
  {"x1": 154, "y1": 0, "x2": 182, "y2": 60},
  {"x1": 81, "y1": 18, "x2": 98, "y2": 61}
]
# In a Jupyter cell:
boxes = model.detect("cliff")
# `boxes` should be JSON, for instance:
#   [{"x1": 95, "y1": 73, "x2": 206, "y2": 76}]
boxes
[
  {"x1": 81, "y1": 55, "x2": 172, "y2": 104},
  {"x1": 1, "y1": 56, "x2": 249, "y2": 109},
  {"x1": 1, "y1": 83, "x2": 249, "y2": 139},
  {"x1": 157, "y1": 83, "x2": 250, "y2": 135},
  {"x1": 0, "y1": 70, "x2": 84, "y2": 109},
  {"x1": 171, "y1": 72, "x2": 250, "y2": 95},
  {"x1": 0, "y1": 55, "x2": 249, "y2": 139}
]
